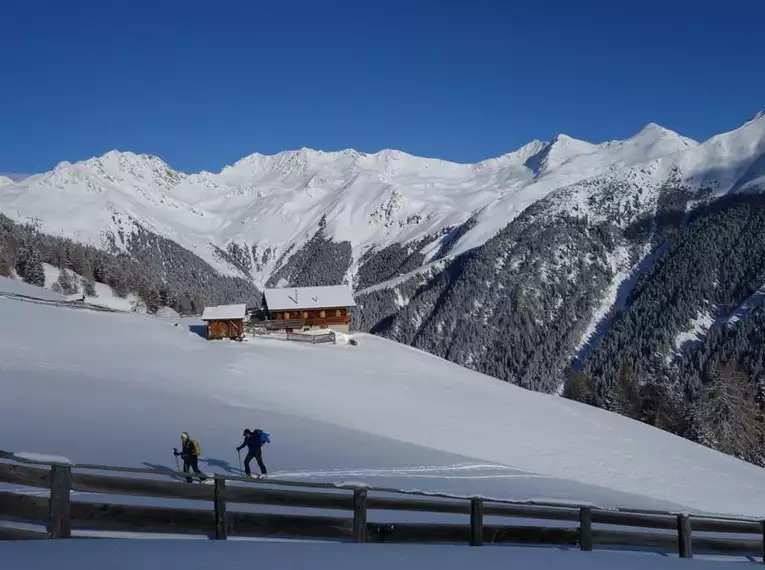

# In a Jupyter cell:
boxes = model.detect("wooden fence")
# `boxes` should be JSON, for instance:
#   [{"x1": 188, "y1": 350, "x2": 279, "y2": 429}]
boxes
[
  {"x1": 285, "y1": 331, "x2": 335, "y2": 344},
  {"x1": 1, "y1": 453, "x2": 764, "y2": 562},
  {"x1": 0, "y1": 292, "x2": 124, "y2": 313}
]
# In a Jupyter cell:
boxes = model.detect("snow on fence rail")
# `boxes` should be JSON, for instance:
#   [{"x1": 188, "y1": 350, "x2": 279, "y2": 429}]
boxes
[{"x1": 0, "y1": 451, "x2": 763, "y2": 560}]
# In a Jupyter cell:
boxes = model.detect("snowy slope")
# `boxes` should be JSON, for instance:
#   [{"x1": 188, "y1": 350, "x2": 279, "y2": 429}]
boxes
[
  {"x1": 0, "y1": 540, "x2": 750, "y2": 570},
  {"x1": 3, "y1": 295, "x2": 765, "y2": 517},
  {"x1": 3, "y1": 116, "x2": 761, "y2": 290},
  {"x1": 0, "y1": 275, "x2": 66, "y2": 301}
]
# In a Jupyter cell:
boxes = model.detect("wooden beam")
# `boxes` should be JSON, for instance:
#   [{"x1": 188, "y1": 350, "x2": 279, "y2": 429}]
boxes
[
  {"x1": 214, "y1": 477, "x2": 227, "y2": 540},
  {"x1": 579, "y1": 507, "x2": 593, "y2": 551},
  {"x1": 0, "y1": 525, "x2": 50, "y2": 540},
  {"x1": 68, "y1": 500, "x2": 354, "y2": 540},
  {"x1": 470, "y1": 499, "x2": 483, "y2": 547},
  {"x1": 366, "y1": 522, "x2": 580, "y2": 546},
  {"x1": 592, "y1": 528, "x2": 676, "y2": 551},
  {"x1": 483, "y1": 502, "x2": 579, "y2": 522},
  {"x1": 0, "y1": 490, "x2": 50, "y2": 520},
  {"x1": 49, "y1": 465, "x2": 72, "y2": 539},
  {"x1": 690, "y1": 516, "x2": 762, "y2": 534},
  {"x1": 0, "y1": 462, "x2": 51, "y2": 489},
  {"x1": 70, "y1": 501, "x2": 212, "y2": 535},
  {"x1": 367, "y1": 495, "x2": 468, "y2": 514},
  {"x1": 225, "y1": 485, "x2": 350, "y2": 511},
  {"x1": 678, "y1": 514, "x2": 693, "y2": 559},
  {"x1": 353, "y1": 489, "x2": 367, "y2": 542},
  {"x1": 592, "y1": 509, "x2": 676, "y2": 530},
  {"x1": 692, "y1": 536, "x2": 761, "y2": 556},
  {"x1": 71, "y1": 471, "x2": 213, "y2": 501}
]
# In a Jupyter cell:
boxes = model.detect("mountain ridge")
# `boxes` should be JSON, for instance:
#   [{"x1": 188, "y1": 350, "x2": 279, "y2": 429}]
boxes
[{"x1": 3, "y1": 116, "x2": 758, "y2": 293}]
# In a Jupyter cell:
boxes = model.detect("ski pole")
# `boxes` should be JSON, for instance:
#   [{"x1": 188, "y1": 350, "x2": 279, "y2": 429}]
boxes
[
  {"x1": 237, "y1": 449, "x2": 242, "y2": 473},
  {"x1": 174, "y1": 452, "x2": 181, "y2": 472}
]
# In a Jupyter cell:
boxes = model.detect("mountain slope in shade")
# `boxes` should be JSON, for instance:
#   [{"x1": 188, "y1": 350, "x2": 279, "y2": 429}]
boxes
[{"x1": 352, "y1": 114, "x2": 765, "y2": 396}]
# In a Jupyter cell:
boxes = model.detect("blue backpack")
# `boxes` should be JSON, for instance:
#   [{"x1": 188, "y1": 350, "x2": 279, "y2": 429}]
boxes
[{"x1": 260, "y1": 431, "x2": 271, "y2": 445}]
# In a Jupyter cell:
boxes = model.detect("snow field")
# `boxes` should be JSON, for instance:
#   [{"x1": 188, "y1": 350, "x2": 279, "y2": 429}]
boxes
[{"x1": 3, "y1": 295, "x2": 765, "y2": 518}]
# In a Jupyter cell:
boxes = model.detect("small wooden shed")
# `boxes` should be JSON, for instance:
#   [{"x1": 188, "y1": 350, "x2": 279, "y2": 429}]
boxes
[{"x1": 201, "y1": 304, "x2": 247, "y2": 340}]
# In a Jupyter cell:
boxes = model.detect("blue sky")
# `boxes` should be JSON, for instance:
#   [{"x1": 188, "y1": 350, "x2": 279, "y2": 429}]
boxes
[{"x1": 1, "y1": 0, "x2": 763, "y2": 174}]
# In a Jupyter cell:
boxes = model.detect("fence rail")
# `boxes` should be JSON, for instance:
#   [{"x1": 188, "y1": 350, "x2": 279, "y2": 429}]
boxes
[
  {"x1": 0, "y1": 292, "x2": 125, "y2": 313},
  {"x1": 285, "y1": 331, "x2": 335, "y2": 344},
  {"x1": 0, "y1": 452, "x2": 764, "y2": 561}
]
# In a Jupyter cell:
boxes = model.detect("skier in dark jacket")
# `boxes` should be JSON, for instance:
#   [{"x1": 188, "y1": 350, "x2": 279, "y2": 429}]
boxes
[
  {"x1": 237, "y1": 429, "x2": 268, "y2": 477},
  {"x1": 174, "y1": 432, "x2": 207, "y2": 483}
]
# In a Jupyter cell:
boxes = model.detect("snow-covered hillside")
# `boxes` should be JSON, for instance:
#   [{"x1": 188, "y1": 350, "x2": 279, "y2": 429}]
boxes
[
  {"x1": 2, "y1": 115, "x2": 762, "y2": 290},
  {"x1": 3, "y1": 289, "x2": 765, "y2": 518}
]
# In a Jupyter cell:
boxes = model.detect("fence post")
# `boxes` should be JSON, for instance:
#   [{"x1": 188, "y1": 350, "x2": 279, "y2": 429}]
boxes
[
  {"x1": 677, "y1": 514, "x2": 692, "y2": 559},
  {"x1": 214, "y1": 476, "x2": 227, "y2": 540},
  {"x1": 761, "y1": 521, "x2": 765, "y2": 565},
  {"x1": 352, "y1": 489, "x2": 367, "y2": 542},
  {"x1": 470, "y1": 499, "x2": 484, "y2": 546},
  {"x1": 49, "y1": 464, "x2": 72, "y2": 539},
  {"x1": 579, "y1": 507, "x2": 593, "y2": 551}
]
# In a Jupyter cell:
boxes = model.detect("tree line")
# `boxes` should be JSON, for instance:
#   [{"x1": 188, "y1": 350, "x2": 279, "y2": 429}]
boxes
[{"x1": 0, "y1": 213, "x2": 260, "y2": 315}]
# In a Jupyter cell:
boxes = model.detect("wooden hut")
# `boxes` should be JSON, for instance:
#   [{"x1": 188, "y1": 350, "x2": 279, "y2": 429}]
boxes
[
  {"x1": 262, "y1": 285, "x2": 355, "y2": 333},
  {"x1": 201, "y1": 304, "x2": 247, "y2": 340}
]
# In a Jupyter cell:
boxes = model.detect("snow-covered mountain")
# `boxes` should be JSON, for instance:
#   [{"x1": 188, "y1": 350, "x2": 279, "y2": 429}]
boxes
[
  {"x1": 4, "y1": 115, "x2": 755, "y2": 292},
  {"x1": 3, "y1": 112, "x2": 765, "y2": 473}
]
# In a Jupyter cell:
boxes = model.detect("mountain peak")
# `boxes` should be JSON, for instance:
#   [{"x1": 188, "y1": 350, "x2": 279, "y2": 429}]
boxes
[
  {"x1": 476, "y1": 140, "x2": 546, "y2": 170},
  {"x1": 637, "y1": 122, "x2": 669, "y2": 135},
  {"x1": 92, "y1": 149, "x2": 169, "y2": 165},
  {"x1": 630, "y1": 122, "x2": 697, "y2": 149},
  {"x1": 524, "y1": 134, "x2": 596, "y2": 176},
  {"x1": 550, "y1": 133, "x2": 579, "y2": 145}
]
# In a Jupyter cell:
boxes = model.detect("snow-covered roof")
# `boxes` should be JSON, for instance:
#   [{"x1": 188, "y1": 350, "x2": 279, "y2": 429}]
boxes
[
  {"x1": 264, "y1": 285, "x2": 355, "y2": 311},
  {"x1": 201, "y1": 304, "x2": 247, "y2": 321}
]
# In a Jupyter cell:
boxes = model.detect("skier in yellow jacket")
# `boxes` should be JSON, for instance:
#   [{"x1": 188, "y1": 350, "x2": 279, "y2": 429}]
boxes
[{"x1": 173, "y1": 432, "x2": 207, "y2": 483}]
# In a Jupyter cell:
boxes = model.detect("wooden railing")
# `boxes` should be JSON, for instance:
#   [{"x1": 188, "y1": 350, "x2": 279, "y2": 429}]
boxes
[
  {"x1": 261, "y1": 318, "x2": 306, "y2": 331},
  {"x1": 285, "y1": 331, "x2": 335, "y2": 344},
  {"x1": 1, "y1": 453, "x2": 764, "y2": 561}
]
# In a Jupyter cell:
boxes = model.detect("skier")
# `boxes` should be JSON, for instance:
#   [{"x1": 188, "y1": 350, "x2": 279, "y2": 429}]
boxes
[
  {"x1": 237, "y1": 428, "x2": 269, "y2": 477},
  {"x1": 174, "y1": 432, "x2": 207, "y2": 483}
]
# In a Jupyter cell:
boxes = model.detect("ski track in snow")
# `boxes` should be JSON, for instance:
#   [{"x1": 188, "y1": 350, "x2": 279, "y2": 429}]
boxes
[{"x1": 268, "y1": 463, "x2": 552, "y2": 482}]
